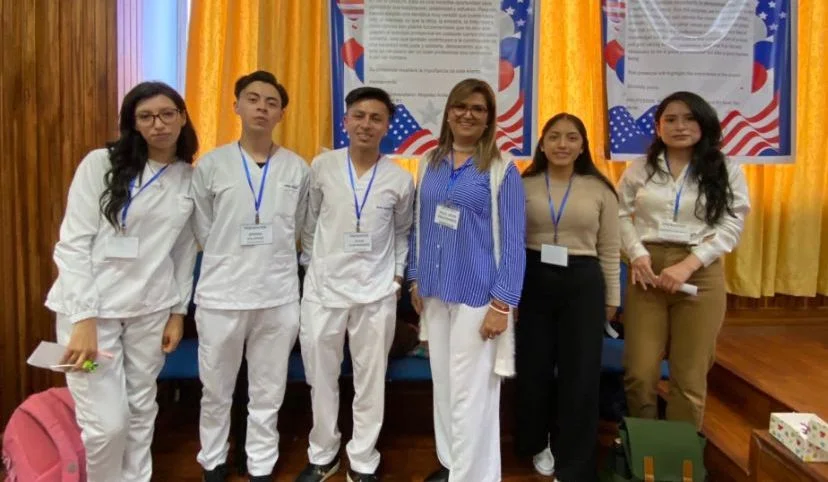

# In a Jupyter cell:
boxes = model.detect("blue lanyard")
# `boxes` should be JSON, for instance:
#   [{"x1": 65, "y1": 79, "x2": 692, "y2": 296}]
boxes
[
  {"x1": 239, "y1": 142, "x2": 275, "y2": 224},
  {"x1": 544, "y1": 172, "x2": 574, "y2": 244},
  {"x1": 665, "y1": 155, "x2": 690, "y2": 221},
  {"x1": 120, "y1": 164, "x2": 169, "y2": 231},
  {"x1": 347, "y1": 152, "x2": 379, "y2": 232},
  {"x1": 445, "y1": 153, "x2": 473, "y2": 201}
]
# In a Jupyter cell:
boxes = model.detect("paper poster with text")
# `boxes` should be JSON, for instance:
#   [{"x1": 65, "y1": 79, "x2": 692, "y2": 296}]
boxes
[
  {"x1": 330, "y1": 0, "x2": 539, "y2": 158},
  {"x1": 602, "y1": 0, "x2": 796, "y2": 163}
]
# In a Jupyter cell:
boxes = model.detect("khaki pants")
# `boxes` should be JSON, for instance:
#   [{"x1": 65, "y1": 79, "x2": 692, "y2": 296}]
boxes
[{"x1": 623, "y1": 243, "x2": 726, "y2": 428}]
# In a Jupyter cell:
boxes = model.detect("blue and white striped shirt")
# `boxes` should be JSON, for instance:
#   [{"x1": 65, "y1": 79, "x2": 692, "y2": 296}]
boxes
[{"x1": 407, "y1": 156, "x2": 526, "y2": 307}]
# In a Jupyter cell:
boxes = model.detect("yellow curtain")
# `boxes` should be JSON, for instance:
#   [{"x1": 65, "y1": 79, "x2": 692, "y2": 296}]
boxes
[
  {"x1": 185, "y1": 1, "x2": 828, "y2": 298},
  {"x1": 257, "y1": 1, "x2": 332, "y2": 162},
  {"x1": 184, "y1": 0, "x2": 260, "y2": 154}
]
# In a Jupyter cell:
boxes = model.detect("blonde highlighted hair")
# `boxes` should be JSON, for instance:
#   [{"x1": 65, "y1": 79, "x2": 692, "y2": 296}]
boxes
[{"x1": 427, "y1": 79, "x2": 501, "y2": 172}]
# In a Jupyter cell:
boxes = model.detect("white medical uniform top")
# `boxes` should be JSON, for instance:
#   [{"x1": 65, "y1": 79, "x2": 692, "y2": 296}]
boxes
[
  {"x1": 301, "y1": 148, "x2": 414, "y2": 308},
  {"x1": 191, "y1": 142, "x2": 310, "y2": 310},
  {"x1": 46, "y1": 148, "x2": 198, "y2": 322}
]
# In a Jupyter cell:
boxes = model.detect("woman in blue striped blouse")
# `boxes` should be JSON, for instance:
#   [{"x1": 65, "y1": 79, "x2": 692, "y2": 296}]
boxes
[{"x1": 408, "y1": 78, "x2": 527, "y2": 482}]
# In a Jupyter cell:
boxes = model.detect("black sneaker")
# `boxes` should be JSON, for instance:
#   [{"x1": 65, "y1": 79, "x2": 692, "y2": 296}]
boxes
[
  {"x1": 295, "y1": 456, "x2": 341, "y2": 481},
  {"x1": 249, "y1": 475, "x2": 272, "y2": 482},
  {"x1": 203, "y1": 463, "x2": 228, "y2": 482},
  {"x1": 424, "y1": 466, "x2": 450, "y2": 482},
  {"x1": 347, "y1": 468, "x2": 379, "y2": 482}
]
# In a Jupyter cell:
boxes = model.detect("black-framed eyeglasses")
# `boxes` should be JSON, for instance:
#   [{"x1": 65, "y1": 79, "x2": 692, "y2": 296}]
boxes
[{"x1": 135, "y1": 109, "x2": 181, "y2": 126}]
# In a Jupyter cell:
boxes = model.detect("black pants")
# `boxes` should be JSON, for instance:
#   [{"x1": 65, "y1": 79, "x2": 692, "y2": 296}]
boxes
[{"x1": 516, "y1": 250, "x2": 605, "y2": 482}]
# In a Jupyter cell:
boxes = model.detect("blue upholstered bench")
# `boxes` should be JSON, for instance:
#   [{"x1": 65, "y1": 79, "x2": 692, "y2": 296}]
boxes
[
  {"x1": 159, "y1": 338, "x2": 433, "y2": 382},
  {"x1": 157, "y1": 252, "x2": 434, "y2": 382},
  {"x1": 159, "y1": 336, "x2": 664, "y2": 381}
]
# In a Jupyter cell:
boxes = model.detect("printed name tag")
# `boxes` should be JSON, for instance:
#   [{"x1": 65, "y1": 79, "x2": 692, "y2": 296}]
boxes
[
  {"x1": 105, "y1": 236, "x2": 139, "y2": 259},
  {"x1": 658, "y1": 221, "x2": 691, "y2": 243},
  {"x1": 434, "y1": 204, "x2": 460, "y2": 230},
  {"x1": 541, "y1": 244, "x2": 568, "y2": 267},
  {"x1": 344, "y1": 232, "x2": 372, "y2": 252},
  {"x1": 240, "y1": 224, "x2": 273, "y2": 246}
]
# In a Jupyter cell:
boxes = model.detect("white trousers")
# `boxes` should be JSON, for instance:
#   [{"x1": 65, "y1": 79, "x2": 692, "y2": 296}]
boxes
[
  {"x1": 423, "y1": 298, "x2": 502, "y2": 482},
  {"x1": 299, "y1": 295, "x2": 396, "y2": 474},
  {"x1": 57, "y1": 310, "x2": 169, "y2": 482},
  {"x1": 195, "y1": 303, "x2": 299, "y2": 476}
]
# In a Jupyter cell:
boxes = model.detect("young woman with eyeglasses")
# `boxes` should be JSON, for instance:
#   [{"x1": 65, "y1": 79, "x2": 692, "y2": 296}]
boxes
[{"x1": 45, "y1": 81, "x2": 199, "y2": 482}]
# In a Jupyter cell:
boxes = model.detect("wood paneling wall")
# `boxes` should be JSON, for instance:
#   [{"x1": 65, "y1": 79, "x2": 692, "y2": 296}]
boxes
[
  {"x1": 0, "y1": 0, "x2": 117, "y2": 426},
  {"x1": 727, "y1": 294, "x2": 828, "y2": 325}
]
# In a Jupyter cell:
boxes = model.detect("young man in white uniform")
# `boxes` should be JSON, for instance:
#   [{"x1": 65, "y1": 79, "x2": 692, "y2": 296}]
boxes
[
  {"x1": 295, "y1": 87, "x2": 414, "y2": 482},
  {"x1": 190, "y1": 71, "x2": 310, "y2": 482}
]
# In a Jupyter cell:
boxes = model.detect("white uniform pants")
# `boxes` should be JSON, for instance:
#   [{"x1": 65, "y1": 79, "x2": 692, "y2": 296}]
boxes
[
  {"x1": 57, "y1": 310, "x2": 169, "y2": 482},
  {"x1": 195, "y1": 303, "x2": 299, "y2": 476},
  {"x1": 423, "y1": 298, "x2": 502, "y2": 482},
  {"x1": 299, "y1": 295, "x2": 396, "y2": 474}
]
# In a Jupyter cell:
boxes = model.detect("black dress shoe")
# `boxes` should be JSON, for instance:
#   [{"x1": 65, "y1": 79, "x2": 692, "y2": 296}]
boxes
[
  {"x1": 424, "y1": 466, "x2": 450, "y2": 481},
  {"x1": 203, "y1": 463, "x2": 228, "y2": 482},
  {"x1": 347, "y1": 468, "x2": 379, "y2": 481},
  {"x1": 295, "y1": 456, "x2": 341, "y2": 481}
]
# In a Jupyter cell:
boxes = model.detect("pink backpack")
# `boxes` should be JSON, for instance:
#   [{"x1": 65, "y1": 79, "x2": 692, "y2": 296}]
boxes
[{"x1": 2, "y1": 387, "x2": 86, "y2": 481}]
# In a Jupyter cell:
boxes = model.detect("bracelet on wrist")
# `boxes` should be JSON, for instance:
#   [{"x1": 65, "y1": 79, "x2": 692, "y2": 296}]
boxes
[
  {"x1": 489, "y1": 303, "x2": 509, "y2": 315},
  {"x1": 490, "y1": 299, "x2": 508, "y2": 310}
]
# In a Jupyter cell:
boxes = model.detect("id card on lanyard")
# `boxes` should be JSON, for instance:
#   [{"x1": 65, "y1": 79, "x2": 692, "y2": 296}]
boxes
[
  {"x1": 107, "y1": 164, "x2": 169, "y2": 259},
  {"x1": 344, "y1": 152, "x2": 379, "y2": 252},
  {"x1": 658, "y1": 157, "x2": 692, "y2": 243},
  {"x1": 434, "y1": 155, "x2": 471, "y2": 230},
  {"x1": 239, "y1": 143, "x2": 276, "y2": 246},
  {"x1": 540, "y1": 172, "x2": 573, "y2": 267}
]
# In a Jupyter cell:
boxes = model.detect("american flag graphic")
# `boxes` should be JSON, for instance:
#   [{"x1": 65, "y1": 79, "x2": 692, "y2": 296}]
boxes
[
  {"x1": 334, "y1": 104, "x2": 439, "y2": 156},
  {"x1": 496, "y1": 92, "x2": 525, "y2": 152},
  {"x1": 607, "y1": 0, "x2": 789, "y2": 158},
  {"x1": 603, "y1": 0, "x2": 626, "y2": 31},
  {"x1": 332, "y1": 0, "x2": 537, "y2": 156},
  {"x1": 336, "y1": 0, "x2": 364, "y2": 20},
  {"x1": 495, "y1": 0, "x2": 532, "y2": 154},
  {"x1": 721, "y1": 94, "x2": 780, "y2": 156},
  {"x1": 608, "y1": 105, "x2": 653, "y2": 153},
  {"x1": 718, "y1": 0, "x2": 787, "y2": 156},
  {"x1": 388, "y1": 105, "x2": 439, "y2": 156}
]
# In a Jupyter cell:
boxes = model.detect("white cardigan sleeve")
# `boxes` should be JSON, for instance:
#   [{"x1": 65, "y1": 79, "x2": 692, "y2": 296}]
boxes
[{"x1": 52, "y1": 150, "x2": 108, "y2": 322}]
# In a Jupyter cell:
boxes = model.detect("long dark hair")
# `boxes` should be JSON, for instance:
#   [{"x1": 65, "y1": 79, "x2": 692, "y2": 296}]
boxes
[
  {"x1": 100, "y1": 82, "x2": 198, "y2": 229},
  {"x1": 523, "y1": 113, "x2": 616, "y2": 197},
  {"x1": 646, "y1": 91, "x2": 733, "y2": 226}
]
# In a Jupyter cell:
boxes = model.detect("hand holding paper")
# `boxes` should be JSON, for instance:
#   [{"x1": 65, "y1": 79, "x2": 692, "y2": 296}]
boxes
[
  {"x1": 658, "y1": 257, "x2": 702, "y2": 294},
  {"x1": 61, "y1": 317, "x2": 98, "y2": 371},
  {"x1": 28, "y1": 341, "x2": 113, "y2": 373},
  {"x1": 679, "y1": 283, "x2": 698, "y2": 296}
]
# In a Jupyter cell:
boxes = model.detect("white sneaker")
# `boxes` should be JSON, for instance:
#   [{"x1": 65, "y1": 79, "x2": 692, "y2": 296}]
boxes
[{"x1": 532, "y1": 446, "x2": 555, "y2": 476}]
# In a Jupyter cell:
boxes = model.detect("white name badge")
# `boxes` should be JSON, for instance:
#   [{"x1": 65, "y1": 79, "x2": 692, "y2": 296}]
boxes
[
  {"x1": 240, "y1": 224, "x2": 273, "y2": 246},
  {"x1": 658, "y1": 221, "x2": 691, "y2": 243},
  {"x1": 105, "y1": 236, "x2": 139, "y2": 259},
  {"x1": 541, "y1": 244, "x2": 568, "y2": 267},
  {"x1": 434, "y1": 204, "x2": 460, "y2": 230},
  {"x1": 344, "y1": 232, "x2": 372, "y2": 252}
]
